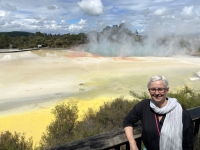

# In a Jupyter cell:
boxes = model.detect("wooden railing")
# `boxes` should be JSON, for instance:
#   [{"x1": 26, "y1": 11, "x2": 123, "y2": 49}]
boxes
[{"x1": 47, "y1": 106, "x2": 200, "y2": 150}]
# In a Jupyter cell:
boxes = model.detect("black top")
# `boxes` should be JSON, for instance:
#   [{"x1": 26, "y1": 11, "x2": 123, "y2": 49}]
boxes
[{"x1": 123, "y1": 99, "x2": 194, "y2": 150}]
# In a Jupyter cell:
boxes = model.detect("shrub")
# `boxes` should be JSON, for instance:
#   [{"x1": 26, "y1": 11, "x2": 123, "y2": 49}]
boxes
[
  {"x1": 0, "y1": 130, "x2": 33, "y2": 150},
  {"x1": 38, "y1": 97, "x2": 139, "y2": 149},
  {"x1": 168, "y1": 86, "x2": 200, "y2": 109},
  {"x1": 39, "y1": 102, "x2": 78, "y2": 149},
  {"x1": 94, "y1": 97, "x2": 139, "y2": 131},
  {"x1": 74, "y1": 97, "x2": 139, "y2": 139}
]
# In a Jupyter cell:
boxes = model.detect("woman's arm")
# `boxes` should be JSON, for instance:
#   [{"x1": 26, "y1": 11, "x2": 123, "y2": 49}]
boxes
[
  {"x1": 123, "y1": 100, "x2": 145, "y2": 150},
  {"x1": 124, "y1": 126, "x2": 139, "y2": 150}
]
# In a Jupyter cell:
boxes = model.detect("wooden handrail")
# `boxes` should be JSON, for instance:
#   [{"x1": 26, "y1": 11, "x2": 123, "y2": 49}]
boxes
[{"x1": 47, "y1": 106, "x2": 200, "y2": 150}]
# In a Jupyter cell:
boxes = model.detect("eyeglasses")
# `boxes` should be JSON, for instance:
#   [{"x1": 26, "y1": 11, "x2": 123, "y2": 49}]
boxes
[{"x1": 148, "y1": 88, "x2": 167, "y2": 93}]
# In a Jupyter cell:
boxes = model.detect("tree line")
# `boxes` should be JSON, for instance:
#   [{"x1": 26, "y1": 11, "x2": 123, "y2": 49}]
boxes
[{"x1": 0, "y1": 31, "x2": 88, "y2": 49}]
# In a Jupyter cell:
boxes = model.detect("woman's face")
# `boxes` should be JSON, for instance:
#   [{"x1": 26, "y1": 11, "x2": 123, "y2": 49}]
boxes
[{"x1": 148, "y1": 80, "x2": 169, "y2": 106}]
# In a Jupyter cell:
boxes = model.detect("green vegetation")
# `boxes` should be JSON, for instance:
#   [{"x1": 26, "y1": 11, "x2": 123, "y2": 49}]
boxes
[
  {"x1": 0, "y1": 86, "x2": 200, "y2": 150},
  {"x1": 37, "y1": 97, "x2": 139, "y2": 149},
  {"x1": 168, "y1": 86, "x2": 200, "y2": 109},
  {"x1": 0, "y1": 131, "x2": 33, "y2": 150},
  {"x1": 39, "y1": 103, "x2": 78, "y2": 149},
  {"x1": 0, "y1": 32, "x2": 87, "y2": 49}
]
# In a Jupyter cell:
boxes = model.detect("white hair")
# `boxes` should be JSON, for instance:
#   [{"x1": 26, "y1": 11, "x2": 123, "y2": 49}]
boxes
[{"x1": 147, "y1": 75, "x2": 169, "y2": 89}]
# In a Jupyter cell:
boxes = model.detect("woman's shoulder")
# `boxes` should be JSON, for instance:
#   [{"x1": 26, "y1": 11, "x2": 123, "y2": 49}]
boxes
[
  {"x1": 181, "y1": 106, "x2": 194, "y2": 130},
  {"x1": 140, "y1": 99, "x2": 151, "y2": 104},
  {"x1": 181, "y1": 106, "x2": 192, "y2": 118},
  {"x1": 135, "y1": 99, "x2": 150, "y2": 108}
]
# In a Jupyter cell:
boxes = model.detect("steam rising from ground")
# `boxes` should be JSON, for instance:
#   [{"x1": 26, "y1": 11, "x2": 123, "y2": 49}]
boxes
[{"x1": 85, "y1": 23, "x2": 200, "y2": 57}]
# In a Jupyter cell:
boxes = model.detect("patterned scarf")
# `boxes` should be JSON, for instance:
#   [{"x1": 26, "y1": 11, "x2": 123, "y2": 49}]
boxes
[{"x1": 150, "y1": 98, "x2": 183, "y2": 150}]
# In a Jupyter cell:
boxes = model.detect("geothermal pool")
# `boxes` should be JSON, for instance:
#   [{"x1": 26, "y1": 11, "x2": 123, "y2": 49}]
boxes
[{"x1": 0, "y1": 49, "x2": 200, "y2": 145}]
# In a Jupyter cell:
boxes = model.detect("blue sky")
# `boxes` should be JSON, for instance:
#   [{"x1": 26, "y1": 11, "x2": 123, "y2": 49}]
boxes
[{"x1": 0, "y1": 0, "x2": 199, "y2": 34}]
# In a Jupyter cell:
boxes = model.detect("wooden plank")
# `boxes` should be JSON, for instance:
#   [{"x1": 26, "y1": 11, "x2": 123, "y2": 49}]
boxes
[
  {"x1": 47, "y1": 127, "x2": 141, "y2": 150},
  {"x1": 187, "y1": 106, "x2": 200, "y2": 121}
]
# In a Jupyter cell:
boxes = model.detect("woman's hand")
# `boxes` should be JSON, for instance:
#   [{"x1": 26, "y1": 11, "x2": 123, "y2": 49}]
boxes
[{"x1": 129, "y1": 141, "x2": 139, "y2": 150}]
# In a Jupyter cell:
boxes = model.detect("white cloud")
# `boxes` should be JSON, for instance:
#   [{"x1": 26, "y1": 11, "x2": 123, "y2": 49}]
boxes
[
  {"x1": 78, "y1": 0, "x2": 104, "y2": 16},
  {"x1": 181, "y1": 6, "x2": 196, "y2": 20},
  {"x1": 182, "y1": 6, "x2": 194, "y2": 16},
  {"x1": 68, "y1": 24, "x2": 83, "y2": 31},
  {"x1": 67, "y1": 19, "x2": 87, "y2": 32},
  {"x1": 78, "y1": 19, "x2": 87, "y2": 25},
  {"x1": 0, "y1": 11, "x2": 6, "y2": 17},
  {"x1": 154, "y1": 7, "x2": 168, "y2": 16},
  {"x1": 60, "y1": 20, "x2": 66, "y2": 25}
]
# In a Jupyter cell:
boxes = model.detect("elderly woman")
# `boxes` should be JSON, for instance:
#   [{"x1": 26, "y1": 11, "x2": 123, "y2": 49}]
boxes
[{"x1": 123, "y1": 75, "x2": 194, "y2": 150}]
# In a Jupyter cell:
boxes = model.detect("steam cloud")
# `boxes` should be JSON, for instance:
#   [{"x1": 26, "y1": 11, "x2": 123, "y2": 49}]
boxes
[{"x1": 84, "y1": 23, "x2": 200, "y2": 57}]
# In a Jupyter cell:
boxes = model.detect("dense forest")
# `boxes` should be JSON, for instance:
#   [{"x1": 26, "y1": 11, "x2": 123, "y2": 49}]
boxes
[{"x1": 0, "y1": 31, "x2": 88, "y2": 49}]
